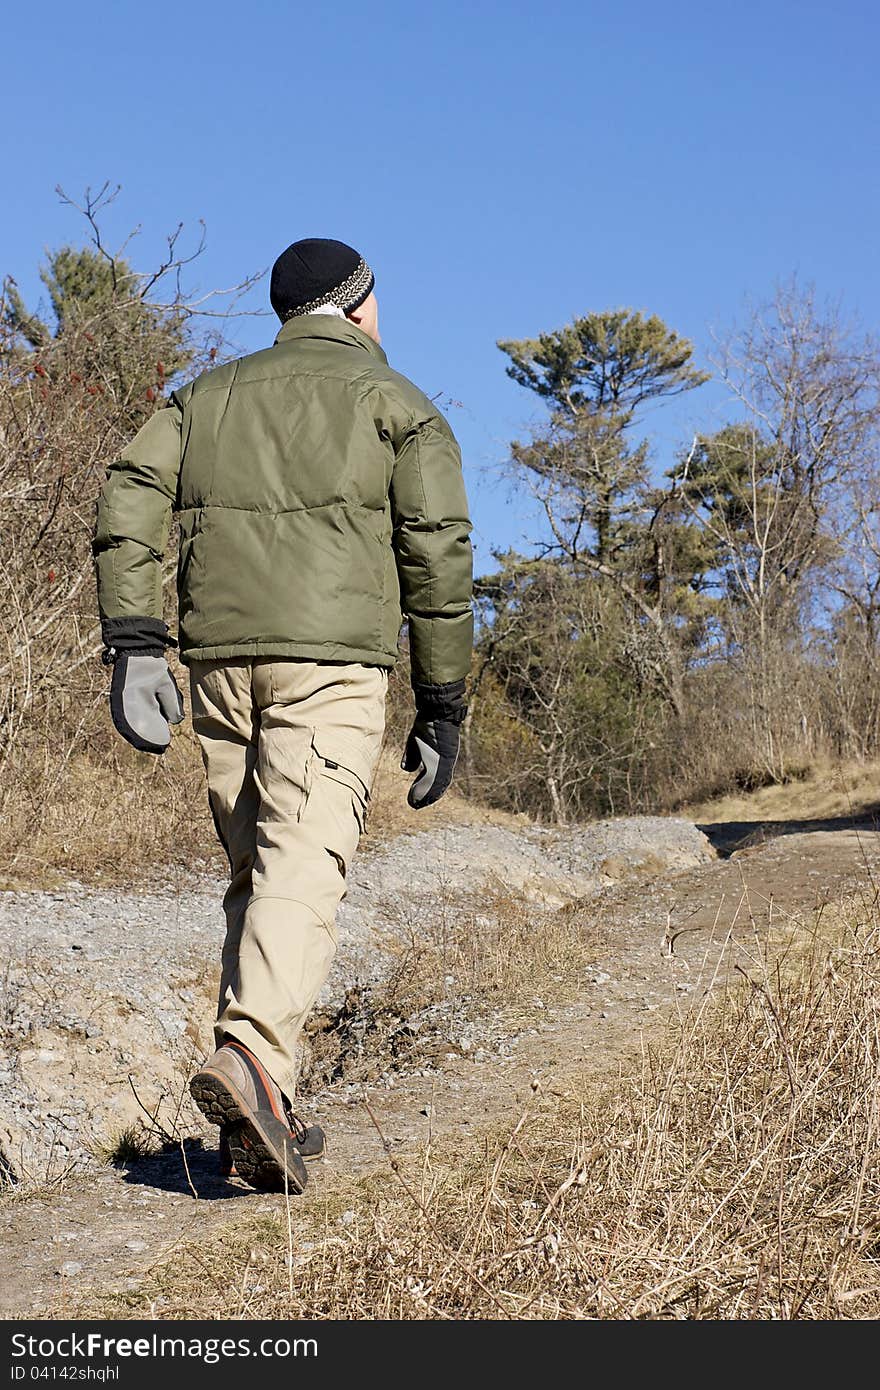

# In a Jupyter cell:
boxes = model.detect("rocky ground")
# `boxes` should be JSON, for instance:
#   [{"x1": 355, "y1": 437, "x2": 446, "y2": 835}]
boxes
[
  {"x1": 0, "y1": 816, "x2": 711, "y2": 1180},
  {"x1": 1, "y1": 803, "x2": 879, "y2": 1316}
]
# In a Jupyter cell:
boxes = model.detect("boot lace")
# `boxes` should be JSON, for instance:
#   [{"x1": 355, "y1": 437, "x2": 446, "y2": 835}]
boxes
[{"x1": 284, "y1": 1102, "x2": 309, "y2": 1145}]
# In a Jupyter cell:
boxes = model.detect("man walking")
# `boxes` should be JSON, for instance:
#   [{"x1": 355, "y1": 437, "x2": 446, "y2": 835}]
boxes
[{"x1": 94, "y1": 239, "x2": 473, "y2": 1192}]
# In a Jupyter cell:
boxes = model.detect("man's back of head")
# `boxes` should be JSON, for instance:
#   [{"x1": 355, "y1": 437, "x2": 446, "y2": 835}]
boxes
[{"x1": 269, "y1": 237, "x2": 381, "y2": 344}]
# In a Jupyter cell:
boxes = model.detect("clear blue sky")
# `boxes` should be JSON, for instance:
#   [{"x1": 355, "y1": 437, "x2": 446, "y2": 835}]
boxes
[{"x1": 3, "y1": 0, "x2": 878, "y2": 573}]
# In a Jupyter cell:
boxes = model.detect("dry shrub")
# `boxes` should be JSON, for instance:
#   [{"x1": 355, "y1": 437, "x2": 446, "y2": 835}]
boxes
[
  {"x1": 0, "y1": 193, "x2": 242, "y2": 886},
  {"x1": 75, "y1": 892, "x2": 880, "y2": 1320}
]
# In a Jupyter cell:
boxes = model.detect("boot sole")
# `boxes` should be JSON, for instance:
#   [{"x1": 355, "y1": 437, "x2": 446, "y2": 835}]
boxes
[
  {"x1": 221, "y1": 1141, "x2": 324, "y2": 1180},
  {"x1": 221, "y1": 1147, "x2": 324, "y2": 1187},
  {"x1": 190, "y1": 1069, "x2": 308, "y2": 1194}
]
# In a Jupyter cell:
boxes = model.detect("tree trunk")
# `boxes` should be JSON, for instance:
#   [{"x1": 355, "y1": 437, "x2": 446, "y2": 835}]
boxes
[{"x1": 547, "y1": 772, "x2": 567, "y2": 826}]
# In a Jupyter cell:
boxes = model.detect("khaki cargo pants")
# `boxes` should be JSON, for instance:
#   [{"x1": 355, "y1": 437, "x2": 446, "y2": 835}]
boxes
[{"x1": 190, "y1": 658, "x2": 387, "y2": 1102}]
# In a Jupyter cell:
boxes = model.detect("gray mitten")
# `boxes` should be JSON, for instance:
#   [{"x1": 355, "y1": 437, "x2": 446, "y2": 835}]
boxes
[
  {"x1": 108, "y1": 653, "x2": 185, "y2": 755},
  {"x1": 401, "y1": 679, "x2": 467, "y2": 810},
  {"x1": 102, "y1": 616, "x2": 184, "y2": 755}
]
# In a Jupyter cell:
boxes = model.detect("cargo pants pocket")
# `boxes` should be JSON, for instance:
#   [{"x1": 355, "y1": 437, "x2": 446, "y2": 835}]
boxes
[
  {"x1": 309, "y1": 732, "x2": 374, "y2": 878},
  {"x1": 256, "y1": 724, "x2": 314, "y2": 825}
]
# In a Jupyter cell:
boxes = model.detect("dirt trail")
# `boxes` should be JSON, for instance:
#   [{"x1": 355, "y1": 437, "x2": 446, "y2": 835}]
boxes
[{"x1": 2, "y1": 808, "x2": 879, "y2": 1318}]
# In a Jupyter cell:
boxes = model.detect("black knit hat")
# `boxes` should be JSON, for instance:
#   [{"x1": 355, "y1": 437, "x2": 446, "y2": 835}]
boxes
[{"x1": 270, "y1": 238, "x2": 375, "y2": 323}]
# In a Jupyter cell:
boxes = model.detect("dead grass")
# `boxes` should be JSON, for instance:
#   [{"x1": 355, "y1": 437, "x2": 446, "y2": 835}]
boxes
[
  {"x1": 301, "y1": 887, "x2": 604, "y2": 1090},
  {"x1": 0, "y1": 717, "x2": 221, "y2": 889},
  {"x1": 71, "y1": 889, "x2": 880, "y2": 1321},
  {"x1": 0, "y1": 668, "x2": 520, "y2": 890},
  {"x1": 686, "y1": 757, "x2": 880, "y2": 831}
]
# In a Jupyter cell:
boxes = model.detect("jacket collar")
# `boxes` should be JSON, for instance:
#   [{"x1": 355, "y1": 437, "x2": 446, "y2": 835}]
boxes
[{"x1": 274, "y1": 314, "x2": 388, "y2": 363}]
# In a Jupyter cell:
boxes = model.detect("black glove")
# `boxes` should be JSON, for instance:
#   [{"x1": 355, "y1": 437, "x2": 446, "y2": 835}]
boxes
[
  {"x1": 101, "y1": 617, "x2": 184, "y2": 756},
  {"x1": 401, "y1": 680, "x2": 467, "y2": 810}
]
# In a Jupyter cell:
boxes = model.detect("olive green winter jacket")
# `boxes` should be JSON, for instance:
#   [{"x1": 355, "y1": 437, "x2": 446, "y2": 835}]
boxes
[{"x1": 94, "y1": 316, "x2": 473, "y2": 686}]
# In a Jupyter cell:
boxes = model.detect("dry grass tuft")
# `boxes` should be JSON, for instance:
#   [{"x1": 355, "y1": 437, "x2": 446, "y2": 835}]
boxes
[
  {"x1": 91, "y1": 1122, "x2": 160, "y2": 1168},
  {"x1": 80, "y1": 892, "x2": 880, "y2": 1321}
]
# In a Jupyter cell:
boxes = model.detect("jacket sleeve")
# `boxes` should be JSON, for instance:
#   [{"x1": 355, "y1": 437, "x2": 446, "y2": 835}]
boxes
[
  {"x1": 93, "y1": 396, "x2": 184, "y2": 624},
  {"x1": 389, "y1": 402, "x2": 474, "y2": 688}
]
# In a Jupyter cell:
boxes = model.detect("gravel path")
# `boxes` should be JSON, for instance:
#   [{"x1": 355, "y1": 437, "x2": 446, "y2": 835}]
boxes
[
  {"x1": 4, "y1": 811, "x2": 880, "y2": 1316},
  {"x1": 0, "y1": 816, "x2": 712, "y2": 1179}
]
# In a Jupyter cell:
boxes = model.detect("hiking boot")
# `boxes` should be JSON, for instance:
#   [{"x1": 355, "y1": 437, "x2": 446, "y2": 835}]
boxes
[
  {"x1": 218, "y1": 1115, "x2": 325, "y2": 1179},
  {"x1": 218, "y1": 1125, "x2": 237, "y2": 1178},
  {"x1": 190, "y1": 1039, "x2": 308, "y2": 1193}
]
